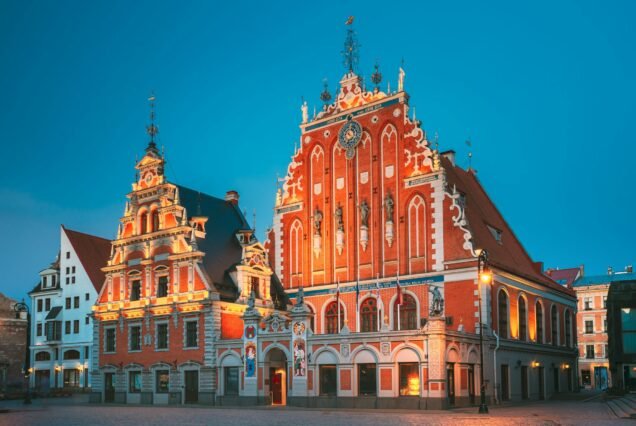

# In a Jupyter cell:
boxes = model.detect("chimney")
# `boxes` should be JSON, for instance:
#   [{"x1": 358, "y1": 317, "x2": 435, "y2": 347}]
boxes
[
  {"x1": 533, "y1": 261, "x2": 544, "y2": 274},
  {"x1": 608, "y1": 266, "x2": 613, "y2": 275},
  {"x1": 225, "y1": 190, "x2": 239, "y2": 205},
  {"x1": 579, "y1": 264, "x2": 585, "y2": 277},
  {"x1": 441, "y1": 150, "x2": 456, "y2": 166},
  {"x1": 627, "y1": 265, "x2": 633, "y2": 273}
]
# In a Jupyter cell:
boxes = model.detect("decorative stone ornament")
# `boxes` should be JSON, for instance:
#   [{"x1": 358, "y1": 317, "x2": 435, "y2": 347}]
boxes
[
  {"x1": 384, "y1": 193, "x2": 395, "y2": 247},
  {"x1": 338, "y1": 116, "x2": 362, "y2": 160},
  {"x1": 335, "y1": 205, "x2": 344, "y2": 255}
]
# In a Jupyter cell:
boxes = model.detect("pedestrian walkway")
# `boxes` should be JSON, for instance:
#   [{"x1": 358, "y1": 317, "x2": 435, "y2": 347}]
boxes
[{"x1": 606, "y1": 394, "x2": 636, "y2": 419}]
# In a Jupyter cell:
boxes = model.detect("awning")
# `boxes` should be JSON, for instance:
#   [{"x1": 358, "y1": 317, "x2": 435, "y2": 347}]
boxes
[{"x1": 45, "y1": 306, "x2": 62, "y2": 320}]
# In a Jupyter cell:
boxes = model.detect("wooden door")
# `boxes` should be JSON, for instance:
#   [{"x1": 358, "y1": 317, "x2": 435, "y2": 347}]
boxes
[
  {"x1": 271, "y1": 370, "x2": 283, "y2": 405},
  {"x1": 468, "y1": 366, "x2": 475, "y2": 405},
  {"x1": 538, "y1": 367, "x2": 545, "y2": 400},
  {"x1": 446, "y1": 364, "x2": 455, "y2": 405},
  {"x1": 184, "y1": 370, "x2": 199, "y2": 404},
  {"x1": 501, "y1": 365, "x2": 509, "y2": 401},
  {"x1": 104, "y1": 373, "x2": 115, "y2": 402},
  {"x1": 521, "y1": 366, "x2": 528, "y2": 399}
]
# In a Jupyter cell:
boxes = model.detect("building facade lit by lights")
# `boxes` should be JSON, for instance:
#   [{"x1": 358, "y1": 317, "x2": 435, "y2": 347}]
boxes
[
  {"x1": 29, "y1": 226, "x2": 110, "y2": 391},
  {"x1": 91, "y1": 23, "x2": 579, "y2": 409}
]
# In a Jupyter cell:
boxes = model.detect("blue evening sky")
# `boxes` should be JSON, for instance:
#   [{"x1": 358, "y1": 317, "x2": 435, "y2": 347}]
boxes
[{"x1": 1, "y1": 1, "x2": 634, "y2": 301}]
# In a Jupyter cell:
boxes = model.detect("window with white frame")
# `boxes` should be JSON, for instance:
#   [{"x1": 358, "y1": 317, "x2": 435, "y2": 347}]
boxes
[
  {"x1": 156, "y1": 322, "x2": 169, "y2": 350},
  {"x1": 105, "y1": 327, "x2": 116, "y2": 353},
  {"x1": 129, "y1": 324, "x2": 141, "y2": 352},
  {"x1": 184, "y1": 319, "x2": 198, "y2": 348}
]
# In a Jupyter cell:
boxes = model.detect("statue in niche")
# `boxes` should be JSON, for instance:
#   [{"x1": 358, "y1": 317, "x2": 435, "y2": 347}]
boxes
[
  {"x1": 359, "y1": 200, "x2": 369, "y2": 227},
  {"x1": 313, "y1": 208, "x2": 323, "y2": 236},
  {"x1": 429, "y1": 285, "x2": 444, "y2": 316},
  {"x1": 335, "y1": 205, "x2": 344, "y2": 231},
  {"x1": 384, "y1": 193, "x2": 394, "y2": 222}
]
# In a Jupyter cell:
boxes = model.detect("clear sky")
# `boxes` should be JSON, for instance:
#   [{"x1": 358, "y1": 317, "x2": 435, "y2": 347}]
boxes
[{"x1": 1, "y1": 0, "x2": 634, "y2": 302}]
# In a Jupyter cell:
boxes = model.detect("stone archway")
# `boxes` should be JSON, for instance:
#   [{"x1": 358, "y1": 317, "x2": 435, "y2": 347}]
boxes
[{"x1": 265, "y1": 347, "x2": 288, "y2": 405}]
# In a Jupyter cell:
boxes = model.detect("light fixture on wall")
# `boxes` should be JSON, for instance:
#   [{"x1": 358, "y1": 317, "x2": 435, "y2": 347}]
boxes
[{"x1": 531, "y1": 361, "x2": 541, "y2": 368}]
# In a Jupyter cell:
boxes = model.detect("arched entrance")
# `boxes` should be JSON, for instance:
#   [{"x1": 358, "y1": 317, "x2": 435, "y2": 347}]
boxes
[{"x1": 265, "y1": 347, "x2": 288, "y2": 405}]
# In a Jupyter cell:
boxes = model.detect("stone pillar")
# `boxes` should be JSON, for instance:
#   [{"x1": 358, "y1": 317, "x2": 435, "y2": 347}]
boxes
[
  {"x1": 242, "y1": 293, "x2": 261, "y2": 399},
  {"x1": 289, "y1": 287, "x2": 314, "y2": 401},
  {"x1": 426, "y1": 316, "x2": 447, "y2": 409}
]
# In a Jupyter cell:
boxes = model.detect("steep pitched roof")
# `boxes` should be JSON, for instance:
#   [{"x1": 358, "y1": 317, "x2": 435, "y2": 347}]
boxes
[
  {"x1": 442, "y1": 156, "x2": 574, "y2": 297},
  {"x1": 545, "y1": 267, "x2": 582, "y2": 288},
  {"x1": 63, "y1": 226, "x2": 111, "y2": 292}
]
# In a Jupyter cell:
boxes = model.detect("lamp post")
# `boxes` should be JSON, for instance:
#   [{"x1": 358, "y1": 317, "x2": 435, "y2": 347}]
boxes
[
  {"x1": 13, "y1": 299, "x2": 32, "y2": 404},
  {"x1": 476, "y1": 249, "x2": 491, "y2": 414}
]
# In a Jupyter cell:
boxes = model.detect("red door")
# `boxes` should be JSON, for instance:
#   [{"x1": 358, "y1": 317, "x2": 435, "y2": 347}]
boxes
[{"x1": 271, "y1": 371, "x2": 283, "y2": 404}]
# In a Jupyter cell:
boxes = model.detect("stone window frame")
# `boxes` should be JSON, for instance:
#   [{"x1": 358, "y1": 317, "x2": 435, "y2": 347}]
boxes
[
  {"x1": 104, "y1": 326, "x2": 117, "y2": 354},
  {"x1": 183, "y1": 317, "x2": 199, "y2": 350},
  {"x1": 155, "y1": 320, "x2": 170, "y2": 352},
  {"x1": 128, "y1": 322, "x2": 143, "y2": 353},
  {"x1": 154, "y1": 266, "x2": 170, "y2": 298},
  {"x1": 583, "y1": 318, "x2": 594, "y2": 334}
]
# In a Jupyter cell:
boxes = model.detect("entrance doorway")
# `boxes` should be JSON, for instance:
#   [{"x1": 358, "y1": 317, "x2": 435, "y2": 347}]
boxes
[
  {"x1": 35, "y1": 370, "x2": 50, "y2": 394},
  {"x1": 553, "y1": 367, "x2": 559, "y2": 392},
  {"x1": 521, "y1": 366, "x2": 529, "y2": 399},
  {"x1": 104, "y1": 373, "x2": 115, "y2": 402},
  {"x1": 538, "y1": 367, "x2": 545, "y2": 400},
  {"x1": 595, "y1": 366, "x2": 608, "y2": 390},
  {"x1": 468, "y1": 366, "x2": 475, "y2": 405},
  {"x1": 265, "y1": 348, "x2": 287, "y2": 405},
  {"x1": 184, "y1": 370, "x2": 199, "y2": 404},
  {"x1": 500, "y1": 365, "x2": 510, "y2": 401},
  {"x1": 446, "y1": 363, "x2": 455, "y2": 406}
]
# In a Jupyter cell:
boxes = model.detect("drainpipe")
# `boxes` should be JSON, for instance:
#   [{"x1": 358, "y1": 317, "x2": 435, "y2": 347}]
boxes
[{"x1": 493, "y1": 330, "x2": 500, "y2": 404}]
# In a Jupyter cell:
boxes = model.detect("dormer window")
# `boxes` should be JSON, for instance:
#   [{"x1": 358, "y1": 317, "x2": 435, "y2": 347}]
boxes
[
  {"x1": 487, "y1": 224, "x2": 502, "y2": 243},
  {"x1": 42, "y1": 276, "x2": 48, "y2": 288}
]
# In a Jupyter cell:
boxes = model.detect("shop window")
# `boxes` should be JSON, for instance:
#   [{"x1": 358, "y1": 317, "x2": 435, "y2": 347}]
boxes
[
  {"x1": 157, "y1": 276, "x2": 168, "y2": 298},
  {"x1": 394, "y1": 294, "x2": 417, "y2": 330},
  {"x1": 129, "y1": 371, "x2": 141, "y2": 393},
  {"x1": 581, "y1": 370, "x2": 591, "y2": 386},
  {"x1": 358, "y1": 364, "x2": 377, "y2": 396},
  {"x1": 319, "y1": 365, "x2": 337, "y2": 396},
  {"x1": 63, "y1": 369, "x2": 80, "y2": 388},
  {"x1": 130, "y1": 325, "x2": 141, "y2": 351},
  {"x1": 399, "y1": 363, "x2": 420, "y2": 396},
  {"x1": 360, "y1": 298, "x2": 378, "y2": 332},
  {"x1": 224, "y1": 367, "x2": 239, "y2": 396},
  {"x1": 156, "y1": 370, "x2": 169, "y2": 393},
  {"x1": 156, "y1": 323, "x2": 168, "y2": 350},
  {"x1": 325, "y1": 301, "x2": 344, "y2": 334}
]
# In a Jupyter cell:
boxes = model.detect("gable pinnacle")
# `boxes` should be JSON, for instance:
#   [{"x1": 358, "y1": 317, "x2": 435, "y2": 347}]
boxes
[{"x1": 145, "y1": 92, "x2": 159, "y2": 154}]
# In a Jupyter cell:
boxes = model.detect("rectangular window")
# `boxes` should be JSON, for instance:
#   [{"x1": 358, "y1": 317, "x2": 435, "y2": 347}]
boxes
[
  {"x1": 185, "y1": 320, "x2": 198, "y2": 348},
  {"x1": 621, "y1": 308, "x2": 636, "y2": 354},
  {"x1": 130, "y1": 325, "x2": 141, "y2": 351},
  {"x1": 586, "y1": 344, "x2": 595, "y2": 359},
  {"x1": 156, "y1": 323, "x2": 168, "y2": 350},
  {"x1": 585, "y1": 320, "x2": 593, "y2": 334},
  {"x1": 52, "y1": 275, "x2": 56, "y2": 286},
  {"x1": 36, "y1": 323, "x2": 42, "y2": 337},
  {"x1": 105, "y1": 328, "x2": 116, "y2": 353},
  {"x1": 72, "y1": 266, "x2": 76, "y2": 273},
  {"x1": 604, "y1": 319, "x2": 608, "y2": 332},
  {"x1": 73, "y1": 320, "x2": 79, "y2": 334},
  {"x1": 85, "y1": 347, "x2": 89, "y2": 358},
  {"x1": 65, "y1": 298, "x2": 71, "y2": 309},
  {"x1": 85, "y1": 316, "x2": 90, "y2": 325},
  {"x1": 74, "y1": 296, "x2": 80, "y2": 309},
  {"x1": 399, "y1": 363, "x2": 420, "y2": 396},
  {"x1": 224, "y1": 367, "x2": 239, "y2": 396},
  {"x1": 65, "y1": 321, "x2": 71, "y2": 335},
  {"x1": 63, "y1": 369, "x2": 80, "y2": 388},
  {"x1": 66, "y1": 267, "x2": 70, "y2": 274},
  {"x1": 85, "y1": 293, "x2": 90, "y2": 301},
  {"x1": 584, "y1": 298, "x2": 592, "y2": 310},
  {"x1": 156, "y1": 370, "x2": 170, "y2": 393},
  {"x1": 358, "y1": 363, "x2": 377, "y2": 396},
  {"x1": 581, "y1": 370, "x2": 591, "y2": 386},
  {"x1": 250, "y1": 276, "x2": 260, "y2": 298},
  {"x1": 130, "y1": 281, "x2": 141, "y2": 301},
  {"x1": 319, "y1": 365, "x2": 337, "y2": 396},
  {"x1": 42, "y1": 276, "x2": 47, "y2": 288},
  {"x1": 45, "y1": 298, "x2": 51, "y2": 311},
  {"x1": 605, "y1": 344, "x2": 609, "y2": 358},
  {"x1": 37, "y1": 299, "x2": 43, "y2": 312},
  {"x1": 66, "y1": 251, "x2": 70, "y2": 259},
  {"x1": 66, "y1": 277, "x2": 70, "y2": 285},
  {"x1": 72, "y1": 276, "x2": 75, "y2": 284},
  {"x1": 129, "y1": 371, "x2": 141, "y2": 393},
  {"x1": 156, "y1": 276, "x2": 168, "y2": 298}
]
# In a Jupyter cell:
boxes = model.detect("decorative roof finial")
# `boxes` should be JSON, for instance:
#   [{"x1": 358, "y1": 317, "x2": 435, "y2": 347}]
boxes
[
  {"x1": 146, "y1": 92, "x2": 159, "y2": 154},
  {"x1": 320, "y1": 79, "x2": 332, "y2": 106},
  {"x1": 342, "y1": 16, "x2": 360, "y2": 73},
  {"x1": 371, "y1": 61, "x2": 382, "y2": 92}
]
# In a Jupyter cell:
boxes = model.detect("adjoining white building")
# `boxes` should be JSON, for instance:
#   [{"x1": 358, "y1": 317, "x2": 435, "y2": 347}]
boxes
[{"x1": 29, "y1": 226, "x2": 110, "y2": 392}]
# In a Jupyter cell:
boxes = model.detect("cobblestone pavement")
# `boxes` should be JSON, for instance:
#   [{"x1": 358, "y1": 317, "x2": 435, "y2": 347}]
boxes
[{"x1": 0, "y1": 398, "x2": 630, "y2": 426}]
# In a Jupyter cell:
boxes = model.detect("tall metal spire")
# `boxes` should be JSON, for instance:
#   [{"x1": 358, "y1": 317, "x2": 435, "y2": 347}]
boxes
[
  {"x1": 342, "y1": 16, "x2": 360, "y2": 73},
  {"x1": 146, "y1": 92, "x2": 159, "y2": 154}
]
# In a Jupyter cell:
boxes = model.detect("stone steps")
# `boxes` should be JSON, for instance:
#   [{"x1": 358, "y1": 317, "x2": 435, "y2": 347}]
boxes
[{"x1": 607, "y1": 397, "x2": 636, "y2": 419}]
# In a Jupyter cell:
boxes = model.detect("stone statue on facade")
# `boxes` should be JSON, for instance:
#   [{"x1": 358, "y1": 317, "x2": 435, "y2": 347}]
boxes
[
  {"x1": 429, "y1": 285, "x2": 444, "y2": 316},
  {"x1": 301, "y1": 100, "x2": 308, "y2": 124},
  {"x1": 384, "y1": 193, "x2": 394, "y2": 222},
  {"x1": 313, "y1": 208, "x2": 323, "y2": 236},
  {"x1": 335, "y1": 205, "x2": 344, "y2": 231},
  {"x1": 359, "y1": 200, "x2": 369, "y2": 227}
]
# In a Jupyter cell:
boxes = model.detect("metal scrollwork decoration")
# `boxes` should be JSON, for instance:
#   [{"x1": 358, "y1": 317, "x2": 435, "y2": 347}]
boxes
[{"x1": 338, "y1": 116, "x2": 362, "y2": 160}]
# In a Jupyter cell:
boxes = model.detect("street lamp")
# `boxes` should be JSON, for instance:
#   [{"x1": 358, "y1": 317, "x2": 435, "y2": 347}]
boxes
[
  {"x1": 476, "y1": 249, "x2": 491, "y2": 414},
  {"x1": 13, "y1": 299, "x2": 31, "y2": 404}
]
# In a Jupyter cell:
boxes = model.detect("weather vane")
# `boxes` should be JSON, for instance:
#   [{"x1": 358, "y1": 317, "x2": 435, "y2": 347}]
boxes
[
  {"x1": 146, "y1": 92, "x2": 159, "y2": 149},
  {"x1": 342, "y1": 16, "x2": 360, "y2": 73}
]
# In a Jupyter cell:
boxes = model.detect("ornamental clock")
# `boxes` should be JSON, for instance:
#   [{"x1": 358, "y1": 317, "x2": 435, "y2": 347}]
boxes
[{"x1": 338, "y1": 116, "x2": 362, "y2": 160}]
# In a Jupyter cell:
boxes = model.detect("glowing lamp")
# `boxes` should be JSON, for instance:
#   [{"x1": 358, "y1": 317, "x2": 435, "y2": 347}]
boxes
[
  {"x1": 480, "y1": 270, "x2": 492, "y2": 284},
  {"x1": 531, "y1": 361, "x2": 540, "y2": 368}
]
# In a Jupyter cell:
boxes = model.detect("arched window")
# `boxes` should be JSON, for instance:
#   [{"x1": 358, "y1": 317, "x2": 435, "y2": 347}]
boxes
[
  {"x1": 139, "y1": 212, "x2": 148, "y2": 235},
  {"x1": 407, "y1": 196, "x2": 426, "y2": 273},
  {"x1": 360, "y1": 298, "x2": 379, "y2": 332},
  {"x1": 518, "y1": 296, "x2": 527, "y2": 341},
  {"x1": 151, "y1": 210, "x2": 160, "y2": 232},
  {"x1": 498, "y1": 290, "x2": 509, "y2": 339},
  {"x1": 394, "y1": 294, "x2": 417, "y2": 330},
  {"x1": 288, "y1": 220, "x2": 303, "y2": 288},
  {"x1": 536, "y1": 301, "x2": 544, "y2": 344},
  {"x1": 564, "y1": 309, "x2": 572, "y2": 348},
  {"x1": 63, "y1": 349, "x2": 80, "y2": 360},
  {"x1": 35, "y1": 351, "x2": 50, "y2": 361},
  {"x1": 325, "y1": 301, "x2": 344, "y2": 334},
  {"x1": 551, "y1": 305, "x2": 558, "y2": 346}
]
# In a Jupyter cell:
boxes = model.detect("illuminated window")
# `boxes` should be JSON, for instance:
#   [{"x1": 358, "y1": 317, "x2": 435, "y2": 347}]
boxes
[
  {"x1": 399, "y1": 363, "x2": 420, "y2": 396},
  {"x1": 498, "y1": 290, "x2": 509, "y2": 339},
  {"x1": 64, "y1": 369, "x2": 80, "y2": 388},
  {"x1": 394, "y1": 294, "x2": 417, "y2": 330},
  {"x1": 319, "y1": 365, "x2": 337, "y2": 396},
  {"x1": 360, "y1": 298, "x2": 378, "y2": 332},
  {"x1": 518, "y1": 296, "x2": 527, "y2": 341},
  {"x1": 536, "y1": 301, "x2": 544, "y2": 343},
  {"x1": 325, "y1": 301, "x2": 344, "y2": 334},
  {"x1": 129, "y1": 371, "x2": 141, "y2": 393},
  {"x1": 156, "y1": 370, "x2": 169, "y2": 393}
]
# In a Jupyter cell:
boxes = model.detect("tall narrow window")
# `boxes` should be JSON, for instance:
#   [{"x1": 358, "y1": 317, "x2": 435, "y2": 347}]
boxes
[
  {"x1": 518, "y1": 296, "x2": 527, "y2": 341},
  {"x1": 250, "y1": 276, "x2": 260, "y2": 298},
  {"x1": 130, "y1": 280, "x2": 141, "y2": 301},
  {"x1": 536, "y1": 301, "x2": 544, "y2": 343},
  {"x1": 551, "y1": 305, "x2": 558, "y2": 345},
  {"x1": 224, "y1": 367, "x2": 239, "y2": 396},
  {"x1": 288, "y1": 220, "x2": 303, "y2": 288},
  {"x1": 37, "y1": 299, "x2": 43, "y2": 312},
  {"x1": 156, "y1": 370, "x2": 169, "y2": 393},
  {"x1": 325, "y1": 301, "x2": 344, "y2": 334},
  {"x1": 156, "y1": 276, "x2": 168, "y2": 298},
  {"x1": 151, "y1": 210, "x2": 160, "y2": 232},
  {"x1": 307, "y1": 305, "x2": 315, "y2": 333},
  {"x1": 399, "y1": 363, "x2": 420, "y2": 396},
  {"x1": 130, "y1": 325, "x2": 141, "y2": 351},
  {"x1": 105, "y1": 328, "x2": 116, "y2": 353},
  {"x1": 564, "y1": 310, "x2": 572, "y2": 347},
  {"x1": 498, "y1": 290, "x2": 509, "y2": 339},
  {"x1": 185, "y1": 320, "x2": 198, "y2": 348},
  {"x1": 360, "y1": 298, "x2": 378, "y2": 332},
  {"x1": 73, "y1": 320, "x2": 79, "y2": 334},
  {"x1": 156, "y1": 323, "x2": 168, "y2": 350},
  {"x1": 394, "y1": 294, "x2": 417, "y2": 330},
  {"x1": 139, "y1": 212, "x2": 148, "y2": 235},
  {"x1": 45, "y1": 298, "x2": 50, "y2": 311},
  {"x1": 129, "y1": 371, "x2": 141, "y2": 393},
  {"x1": 407, "y1": 195, "x2": 426, "y2": 273}
]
